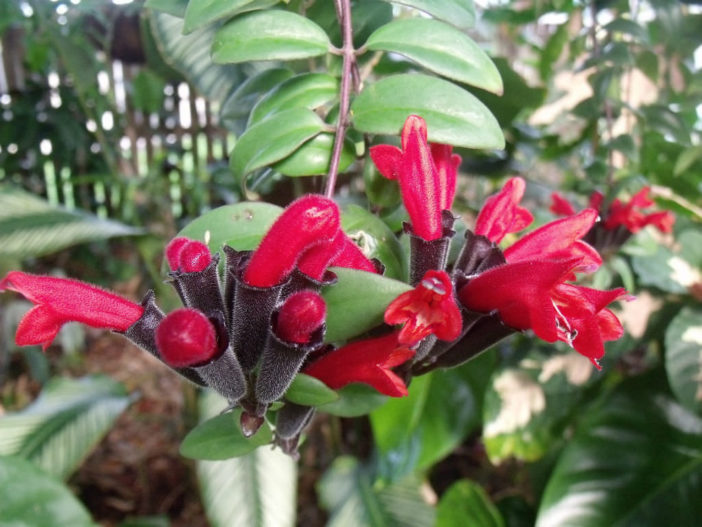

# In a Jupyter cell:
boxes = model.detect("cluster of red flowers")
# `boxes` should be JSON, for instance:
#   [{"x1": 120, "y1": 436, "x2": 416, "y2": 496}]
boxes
[{"x1": 1, "y1": 115, "x2": 656, "y2": 455}]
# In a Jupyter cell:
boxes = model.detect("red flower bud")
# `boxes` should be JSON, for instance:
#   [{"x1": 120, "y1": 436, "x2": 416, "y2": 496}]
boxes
[
  {"x1": 275, "y1": 291, "x2": 326, "y2": 344},
  {"x1": 243, "y1": 195, "x2": 340, "y2": 287},
  {"x1": 155, "y1": 308, "x2": 218, "y2": 368},
  {"x1": 166, "y1": 237, "x2": 212, "y2": 273}
]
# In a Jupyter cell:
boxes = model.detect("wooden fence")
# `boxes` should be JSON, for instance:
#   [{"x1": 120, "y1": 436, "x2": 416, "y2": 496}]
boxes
[{"x1": 0, "y1": 25, "x2": 233, "y2": 223}]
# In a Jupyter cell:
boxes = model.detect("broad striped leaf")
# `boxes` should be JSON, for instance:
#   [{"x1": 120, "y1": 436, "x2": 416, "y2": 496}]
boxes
[
  {"x1": 195, "y1": 390, "x2": 297, "y2": 527},
  {"x1": 0, "y1": 376, "x2": 132, "y2": 480},
  {"x1": 0, "y1": 186, "x2": 140, "y2": 259}
]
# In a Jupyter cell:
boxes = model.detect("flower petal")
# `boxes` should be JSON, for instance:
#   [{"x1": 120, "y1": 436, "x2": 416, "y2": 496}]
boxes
[
  {"x1": 474, "y1": 177, "x2": 533, "y2": 243},
  {"x1": 369, "y1": 144, "x2": 402, "y2": 180}
]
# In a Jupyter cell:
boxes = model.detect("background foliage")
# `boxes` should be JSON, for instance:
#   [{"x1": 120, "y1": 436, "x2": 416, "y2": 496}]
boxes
[{"x1": 0, "y1": 0, "x2": 700, "y2": 525}]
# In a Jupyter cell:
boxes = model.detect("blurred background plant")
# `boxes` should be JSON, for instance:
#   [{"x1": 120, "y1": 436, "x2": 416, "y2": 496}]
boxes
[{"x1": 0, "y1": 0, "x2": 700, "y2": 526}]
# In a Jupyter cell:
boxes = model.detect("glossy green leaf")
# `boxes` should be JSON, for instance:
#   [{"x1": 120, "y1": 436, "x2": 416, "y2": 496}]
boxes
[
  {"x1": 183, "y1": 0, "x2": 279, "y2": 34},
  {"x1": 195, "y1": 391, "x2": 296, "y2": 526},
  {"x1": 180, "y1": 410, "x2": 272, "y2": 460},
  {"x1": 274, "y1": 134, "x2": 355, "y2": 177},
  {"x1": 319, "y1": 456, "x2": 435, "y2": 527},
  {"x1": 149, "y1": 11, "x2": 243, "y2": 103},
  {"x1": 629, "y1": 229, "x2": 702, "y2": 294},
  {"x1": 351, "y1": 74, "x2": 504, "y2": 149},
  {"x1": 249, "y1": 73, "x2": 338, "y2": 124},
  {"x1": 213, "y1": 10, "x2": 331, "y2": 63},
  {"x1": 483, "y1": 350, "x2": 595, "y2": 464},
  {"x1": 322, "y1": 267, "x2": 411, "y2": 343},
  {"x1": 220, "y1": 67, "x2": 294, "y2": 134},
  {"x1": 674, "y1": 145, "x2": 702, "y2": 176},
  {"x1": 178, "y1": 202, "x2": 282, "y2": 252},
  {"x1": 230, "y1": 107, "x2": 325, "y2": 184},
  {"x1": 0, "y1": 186, "x2": 141, "y2": 259},
  {"x1": 0, "y1": 455, "x2": 94, "y2": 526},
  {"x1": 539, "y1": 22, "x2": 569, "y2": 82},
  {"x1": 665, "y1": 307, "x2": 702, "y2": 416},
  {"x1": 146, "y1": 0, "x2": 188, "y2": 17},
  {"x1": 381, "y1": 0, "x2": 475, "y2": 30},
  {"x1": 285, "y1": 373, "x2": 339, "y2": 406},
  {"x1": 366, "y1": 19, "x2": 501, "y2": 94},
  {"x1": 372, "y1": 352, "x2": 495, "y2": 481},
  {"x1": 318, "y1": 384, "x2": 388, "y2": 417},
  {"x1": 603, "y1": 18, "x2": 649, "y2": 42},
  {"x1": 437, "y1": 480, "x2": 504, "y2": 527},
  {"x1": 536, "y1": 374, "x2": 702, "y2": 527},
  {"x1": 341, "y1": 204, "x2": 406, "y2": 280},
  {"x1": 0, "y1": 376, "x2": 131, "y2": 480}
]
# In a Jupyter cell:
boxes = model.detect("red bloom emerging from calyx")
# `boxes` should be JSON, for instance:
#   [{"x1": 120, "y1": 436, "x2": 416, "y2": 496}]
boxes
[
  {"x1": 275, "y1": 291, "x2": 326, "y2": 344},
  {"x1": 166, "y1": 237, "x2": 212, "y2": 273},
  {"x1": 459, "y1": 178, "x2": 628, "y2": 368},
  {"x1": 156, "y1": 308, "x2": 218, "y2": 367},
  {"x1": 385, "y1": 270, "x2": 462, "y2": 346},
  {"x1": 244, "y1": 195, "x2": 340, "y2": 287},
  {"x1": 550, "y1": 187, "x2": 675, "y2": 234},
  {"x1": 474, "y1": 177, "x2": 533, "y2": 243},
  {"x1": 0, "y1": 272, "x2": 144, "y2": 350},
  {"x1": 370, "y1": 115, "x2": 460, "y2": 241},
  {"x1": 304, "y1": 332, "x2": 414, "y2": 397}
]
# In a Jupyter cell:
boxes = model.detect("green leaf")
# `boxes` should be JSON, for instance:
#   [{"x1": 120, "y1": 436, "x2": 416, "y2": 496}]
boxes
[
  {"x1": 539, "y1": 22, "x2": 569, "y2": 82},
  {"x1": 0, "y1": 186, "x2": 141, "y2": 259},
  {"x1": 229, "y1": 107, "x2": 325, "y2": 184},
  {"x1": 603, "y1": 18, "x2": 649, "y2": 43},
  {"x1": 321, "y1": 267, "x2": 411, "y2": 343},
  {"x1": 536, "y1": 374, "x2": 702, "y2": 527},
  {"x1": 213, "y1": 10, "x2": 331, "y2": 64},
  {"x1": 183, "y1": 0, "x2": 279, "y2": 34},
  {"x1": 371, "y1": 352, "x2": 495, "y2": 481},
  {"x1": 630, "y1": 229, "x2": 702, "y2": 294},
  {"x1": 0, "y1": 376, "x2": 130, "y2": 480},
  {"x1": 483, "y1": 350, "x2": 596, "y2": 464},
  {"x1": 131, "y1": 69, "x2": 166, "y2": 113},
  {"x1": 437, "y1": 480, "x2": 504, "y2": 527},
  {"x1": 285, "y1": 373, "x2": 339, "y2": 406},
  {"x1": 0, "y1": 455, "x2": 95, "y2": 527},
  {"x1": 177, "y1": 201, "x2": 283, "y2": 252},
  {"x1": 318, "y1": 384, "x2": 388, "y2": 417},
  {"x1": 351, "y1": 74, "x2": 504, "y2": 149},
  {"x1": 341, "y1": 204, "x2": 406, "y2": 280},
  {"x1": 149, "y1": 11, "x2": 243, "y2": 103},
  {"x1": 274, "y1": 133, "x2": 355, "y2": 177},
  {"x1": 381, "y1": 0, "x2": 475, "y2": 30},
  {"x1": 220, "y1": 67, "x2": 294, "y2": 134},
  {"x1": 367, "y1": 19, "x2": 501, "y2": 94},
  {"x1": 180, "y1": 410, "x2": 272, "y2": 460},
  {"x1": 195, "y1": 391, "x2": 297, "y2": 526},
  {"x1": 665, "y1": 307, "x2": 702, "y2": 416},
  {"x1": 146, "y1": 0, "x2": 188, "y2": 17},
  {"x1": 249, "y1": 72, "x2": 339, "y2": 124},
  {"x1": 319, "y1": 456, "x2": 436, "y2": 527},
  {"x1": 674, "y1": 145, "x2": 702, "y2": 176}
]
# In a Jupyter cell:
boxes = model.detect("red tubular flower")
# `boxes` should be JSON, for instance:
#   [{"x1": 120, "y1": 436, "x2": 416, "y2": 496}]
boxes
[
  {"x1": 430, "y1": 143, "x2": 460, "y2": 211},
  {"x1": 474, "y1": 177, "x2": 533, "y2": 243},
  {"x1": 303, "y1": 332, "x2": 415, "y2": 397},
  {"x1": 385, "y1": 270, "x2": 462, "y2": 346},
  {"x1": 275, "y1": 291, "x2": 326, "y2": 344},
  {"x1": 605, "y1": 187, "x2": 675, "y2": 233},
  {"x1": 550, "y1": 192, "x2": 577, "y2": 216},
  {"x1": 459, "y1": 259, "x2": 581, "y2": 344},
  {"x1": 329, "y1": 235, "x2": 379, "y2": 273},
  {"x1": 155, "y1": 308, "x2": 218, "y2": 368},
  {"x1": 504, "y1": 209, "x2": 602, "y2": 273},
  {"x1": 297, "y1": 230, "x2": 344, "y2": 280},
  {"x1": 243, "y1": 195, "x2": 340, "y2": 287},
  {"x1": 369, "y1": 115, "x2": 459, "y2": 241},
  {"x1": 550, "y1": 284, "x2": 629, "y2": 368},
  {"x1": 0, "y1": 271, "x2": 144, "y2": 349}
]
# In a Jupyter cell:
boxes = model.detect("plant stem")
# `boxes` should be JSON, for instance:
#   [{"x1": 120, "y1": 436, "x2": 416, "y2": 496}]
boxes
[{"x1": 325, "y1": 0, "x2": 355, "y2": 199}]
